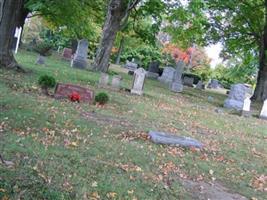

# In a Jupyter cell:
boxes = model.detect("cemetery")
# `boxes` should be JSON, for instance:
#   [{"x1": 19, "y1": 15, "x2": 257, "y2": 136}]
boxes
[{"x1": 0, "y1": 1, "x2": 267, "y2": 200}]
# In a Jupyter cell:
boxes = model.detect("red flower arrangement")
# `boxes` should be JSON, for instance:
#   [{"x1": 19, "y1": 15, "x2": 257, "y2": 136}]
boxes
[{"x1": 69, "y1": 92, "x2": 81, "y2": 102}]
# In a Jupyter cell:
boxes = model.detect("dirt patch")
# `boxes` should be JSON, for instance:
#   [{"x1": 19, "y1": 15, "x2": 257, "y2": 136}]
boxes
[
  {"x1": 81, "y1": 111, "x2": 133, "y2": 128},
  {"x1": 181, "y1": 179, "x2": 248, "y2": 200}
]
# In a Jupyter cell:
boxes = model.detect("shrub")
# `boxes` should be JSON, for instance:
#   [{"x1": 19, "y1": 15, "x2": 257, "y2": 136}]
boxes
[
  {"x1": 38, "y1": 75, "x2": 56, "y2": 95},
  {"x1": 95, "y1": 92, "x2": 109, "y2": 105},
  {"x1": 34, "y1": 42, "x2": 53, "y2": 56}
]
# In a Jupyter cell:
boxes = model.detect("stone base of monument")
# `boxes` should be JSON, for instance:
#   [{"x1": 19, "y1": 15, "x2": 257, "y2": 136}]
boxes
[
  {"x1": 149, "y1": 131, "x2": 203, "y2": 148},
  {"x1": 146, "y1": 72, "x2": 159, "y2": 79},
  {"x1": 224, "y1": 99, "x2": 243, "y2": 110},
  {"x1": 241, "y1": 110, "x2": 251, "y2": 117},
  {"x1": 71, "y1": 58, "x2": 87, "y2": 69},
  {"x1": 158, "y1": 77, "x2": 172, "y2": 86},
  {"x1": 170, "y1": 82, "x2": 183, "y2": 93},
  {"x1": 131, "y1": 89, "x2": 143, "y2": 95}
]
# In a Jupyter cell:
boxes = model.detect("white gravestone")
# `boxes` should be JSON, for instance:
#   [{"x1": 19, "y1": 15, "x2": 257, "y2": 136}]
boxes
[
  {"x1": 131, "y1": 68, "x2": 146, "y2": 95},
  {"x1": 242, "y1": 97, "x2": 251, "y2": 117},
  {"x1": 260, "y1": 99, "x2": 267, "y2": 120}
]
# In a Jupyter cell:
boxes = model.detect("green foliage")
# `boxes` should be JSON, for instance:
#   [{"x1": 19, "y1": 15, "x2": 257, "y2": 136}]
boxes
[
  {"x1": 95, "y1": 92, "x2": 109, "y2": 104},
  {"x1": 38, "y1": 75, "x2": 56, "y2": 89},
  {"x1": 120, "y1": 46, "x2": 162, "y2": 69},
  {"x1": 191, "y1": 65, "x2": 212, "y2": 82},
  {"x1": 34, "y1": 41, "x2": 53, "y2": 56}
]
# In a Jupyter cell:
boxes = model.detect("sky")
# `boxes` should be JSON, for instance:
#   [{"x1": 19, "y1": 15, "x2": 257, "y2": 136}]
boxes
[{"x1": 205, "y1": 43, "x2": 223, "y2": 68}]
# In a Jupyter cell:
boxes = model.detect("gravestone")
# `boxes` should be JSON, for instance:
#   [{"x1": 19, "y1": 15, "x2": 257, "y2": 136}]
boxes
[
  {"x1": 149, "y1": 131, "x2": 203, "y2": 149},
  {"x1": 224, "y1": 84, "x2": 251, "y2": 110},
  {"x1": 207, "y1": 79, "x2": 220, "y2": 89},
  {"x1": 125, "y1": 60, "x2": 138, "y2": 72},
  {"x1": 62, "y1": 48, "x2": 73, "y2": 60},
  {"x1": 170, "y1": 61, "x2": 184, "y2": 93},
  {"x1": 158, "y1": 66, "x2": 175, "y2": 86},
  {"x1": 98, "y1": 73, "x2": 109, "y2": 87},
  {"x1": 54, "y1": 83, "x2": 94, "y2": 103},
  {"x1": 36, "y1": 55, "x2": 46, "y2": 65},
  {"x1": 111, "y1": 75, "x2": 122, "y2": 90},
  {"x1": 196, "y1": 80, "x2": 205, "y2": 90},
  {"x1": 242, "y1": 97, "x2": 251, "y2": 117},
  {"x1": 146, "y1": 61, "x2": 160, "y2": 79},
  {"x1": 183, "y1": 76, "x2": 194, "y2": 87},
  {"x1": 131, "y1": 68, "x2": 146, "y2": 95},
  {"x1": 260, "y1": 99, "x2": 267, "y2": 120},
  {"x1": 71, "y1": 39, "x2": 88, "y2": 69}
]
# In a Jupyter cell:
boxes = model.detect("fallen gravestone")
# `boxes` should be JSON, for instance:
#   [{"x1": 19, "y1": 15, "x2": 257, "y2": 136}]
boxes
[
  {"x1": 149, "y1": 131, "x2": 203, "y2": 148},
  {"x1": 111, "y1": 75, "x2": 122, "y2": 90},
  {"x1": 62, "y1": 48, "x2": 73, "y2": 61},
  {"x1": 71, "y1": 39, "x2": 88, "y2": 69},
  {"x1": 131, "y1": 68, "x2": 146, "y2": 95},
  {"x1": 170, "y1": 61, "x2": 184, "y2": 93},
  {"x1": 224, "y1": 84, "x2": 252, "y2": 110},
  {"x1": 146, "y1": 61, "x2": 160, "y2": 79},
  {"x1": 260, "y1": 99, "x2": 267, "y2": 120},
  {"x1": 54, "y1": 83, "x2": 94, "y2": 103},
  {"x1": 158, "y1": 66, "x2": 175, "y2": 86}
]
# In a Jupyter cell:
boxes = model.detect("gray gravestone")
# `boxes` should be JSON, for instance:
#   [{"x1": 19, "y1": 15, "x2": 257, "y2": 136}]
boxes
[
  {"x1": 125, "y1": 60, "x2": 138, "y2": 72},
  {"x1": 71, "y1": 39, "x2": 88, "y2": 69},
  {"x1": 98, "y1": 73, "x2": 109, "y2": 87},
  {"x1": 260, "y1": 99, "x2": 267, "y2": 120},
  {"x1": 149, "y1": 131, "x2": 203, "y2": 148},
  {"x1": 224, "y1": 84, "x2": 251, "y2": 110},
  {"x1": 170, "y1": 61, "x2": 184, "y2": 93},
  {"x1": 36, "y1": 55, "x2": 46, "y2": 65},
  {"x1": 207, "y1": 79, "x2": 220, "y2": 89},
  {"x1": 183, "y1": 76, "x2": 194, "y2": 87},
  {"x1": 158, "y1": 66, "x2": 175, "y2": 86},
  {"x1": 111, "y1": 75, "x2": 122, "y2": 90},
  {"x1": 131, "y1": 68, "x2": 146, "y2": 95},
  {"x1": 196, "y1": 80, "x2": 205, "y2": 90}
]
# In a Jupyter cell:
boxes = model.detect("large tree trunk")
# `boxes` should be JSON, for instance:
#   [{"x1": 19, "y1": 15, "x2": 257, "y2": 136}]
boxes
[
  {"x1": 115, "y1": 36, "x2": 125, "y2": 64},
  {"x1": 93, "y1": 0, "x2": 129, "y2": 72},
  {"x1": 0, "y1": 0, "x2": 26, "y2": 70},
  {"x1": 252, "y1": 0, "x2": 267, "y2": 101}
]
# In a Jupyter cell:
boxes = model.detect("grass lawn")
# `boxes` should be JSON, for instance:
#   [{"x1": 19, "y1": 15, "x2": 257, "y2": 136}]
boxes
[{"x1": 0, "y1": 50, "x2": 266, "y2": 200}]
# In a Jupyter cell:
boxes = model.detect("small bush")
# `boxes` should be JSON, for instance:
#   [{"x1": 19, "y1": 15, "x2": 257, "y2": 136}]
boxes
[
  {"x1": 34, "y1": 42, "x2": 53, "y2": 56},
  {"x1": 38, "y1": 75, "x2": 56, "y2": 89},
  {"x1": 95, "y1": 92, "x2": 109, "y2": 105}
]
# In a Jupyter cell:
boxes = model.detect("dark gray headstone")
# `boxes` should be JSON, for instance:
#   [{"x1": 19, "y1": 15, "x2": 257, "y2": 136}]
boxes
[
  {"x1": 148, "y1": 61, "x2": 160, "y2": 73},
  {"x1": 224, "y1": 84, "x2": 251, "y2": 110},
  {"x1": 196, "y1": 80, "x2": 205, "y2": 90},
  {"x1": 170, "y1": 61, "x2": 184, "y2": 92},
  {"x1": 158, "y1": 66, "x2": 175, "y2": 85},
  {"x1": 149, "y1": 131, "x2": 203, "y2": 148},
  {"x1": 183, "y1": 76, "x2": 194, "y2": 87},
  {"x1": 71, "y1": 39, "x2": 88, "y2": 69}
]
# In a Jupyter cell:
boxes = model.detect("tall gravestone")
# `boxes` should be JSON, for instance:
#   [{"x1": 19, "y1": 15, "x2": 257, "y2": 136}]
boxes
[
  {"x1": 224, "y1": 84, "x2": 251, "y2": 110},
  {"x1": 158, "y1": 66, "x2": 175, "y2": 86},
  {"x1": 170, "y1": 61, "x2": 184, "y2": 93},
  {"x1": 260, "y1": 99, "x2": 267, "y2": 120},
  {"x1": 131, "y1": 68, "x2": 146, "y2": 95},
  {"x1": 71, "y1": 39, "x2": 88, "y2": 69}
]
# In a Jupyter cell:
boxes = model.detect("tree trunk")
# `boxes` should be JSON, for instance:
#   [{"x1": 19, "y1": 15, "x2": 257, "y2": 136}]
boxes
[
  {"x1": 115, "y1": 36, "x2": 125, "y2": 65},
  {"x1": 93, "y1": 0, "x2": 128, "y2": 72},
  {"x1": 0, "y1": 0, "x2": 26, "y2": 70},
  {"x1": 252, "y1": 0, "x2": 267, "y2": 101}
]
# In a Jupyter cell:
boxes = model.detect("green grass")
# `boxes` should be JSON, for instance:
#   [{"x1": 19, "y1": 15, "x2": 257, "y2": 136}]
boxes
[{"x1": 0, "y1": 50, "x2": 266, "y2": 199}]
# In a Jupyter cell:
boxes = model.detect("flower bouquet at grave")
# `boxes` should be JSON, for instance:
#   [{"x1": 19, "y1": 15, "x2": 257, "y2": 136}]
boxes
[{"x1": 69, "y1": 92, "x2": 81, "y2": 103}]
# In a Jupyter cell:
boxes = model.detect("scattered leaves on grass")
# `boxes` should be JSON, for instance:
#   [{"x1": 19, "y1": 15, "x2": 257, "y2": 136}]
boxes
[{"x1": 251, "y1": 175, "x2": 267, "y2": 191}]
